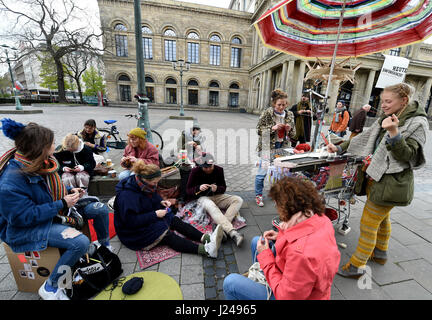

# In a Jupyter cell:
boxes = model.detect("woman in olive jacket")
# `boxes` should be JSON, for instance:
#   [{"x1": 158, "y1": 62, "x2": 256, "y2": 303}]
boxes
[{"x1": 327, "y1": 83, "x2": 428, "y2": 278}]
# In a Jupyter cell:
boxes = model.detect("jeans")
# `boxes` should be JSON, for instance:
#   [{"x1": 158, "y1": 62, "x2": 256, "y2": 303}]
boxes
[
  {"x1": 46, "y1": 223, "x2": 90, "y2": 288},
  {"x1": 255, "y1": 142, "x2": 283, "y2": 196},
  {"x1": 80, "y1": 202, "x2": 110, "y2": 247},
  {"x1": 223, "y1": 236, "x2": 276, "y2": 300}
]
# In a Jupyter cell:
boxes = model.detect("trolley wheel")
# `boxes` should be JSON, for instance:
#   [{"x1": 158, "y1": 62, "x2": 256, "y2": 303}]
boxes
[
  {"x1": 150, "y1": 129, "x2": 163, "y2": 151},
  {"x1": 99, "y1": 129, "x2": 127, "y2": 149}
]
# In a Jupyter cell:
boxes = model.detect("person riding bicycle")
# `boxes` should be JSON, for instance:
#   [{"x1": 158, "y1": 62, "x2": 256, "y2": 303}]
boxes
[{"x1": 118, "y1": 127, "x2": 159, "y2": 181}]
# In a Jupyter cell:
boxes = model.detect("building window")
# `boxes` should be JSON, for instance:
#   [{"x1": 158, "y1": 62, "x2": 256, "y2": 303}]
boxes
[
  {"x1": 209, "y1": 81, "x2": 219, "y2": 88},
  {"x1": 166, "y1": 77, "x2": 177, "y2": 104},
  {"x1": 229, "y1": 92, "x2": 239, "y2": 107},
  {"x1": 210, "y1": 45, "x2": 221, "y2": 66},
  {"x1": 114, "y1": 23, "x2": 127, "y2": 31},
  {"x1": 145, "y1": 76, "x2": 155, "y2": 103},
  {"x1": 210, "y1": 35, "x2": 221, "y2": 42},
  {"x1": 188, "y1": 42, "x2": 199, "y2": 64},
  {"x1": 143, "y1": 37, "x2": 153, "y2": 59},
  {"x1": 165, "y1": 40, "x2": 176, "y2": 61},
  {"x1": 166, "y1": 88, "x2": 177, "y2": 104},
  {"x1": 142, "y1": 26, "x2": 152, "y2": 34},
  {"x1": 231, "y1": 47, "x2": 241, "y2": 68},
  {"x1": 232, "y1": 37, "x2": 242, "y2": 45},
  {"x1": 188, "y1": 79, "x2": 199, "y2": 86},
  {"x1": 115, "y1": 35, "x2": 128, "y2": 57},
  {"x1": 188, "y1": 32, "x2": 199, "y2": 40},
  {"x1": 188, "y1": 90, "x2": 199, "y2": 105},
  {"x1": 119, "y1": 85, "x2": 131, "y2": 102},
  {"x1": 209, "y1": 91, "x2": 219, "y2": 106},
  {"x1": 389, "y1": 47, "x2": 401, "y2": 56},
  {"x1": 164, "y1": 29, "x2": 176, "y2": 37}
]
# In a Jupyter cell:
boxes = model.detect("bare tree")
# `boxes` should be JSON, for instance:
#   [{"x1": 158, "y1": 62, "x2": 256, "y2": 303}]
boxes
[
  {"x1": 63, "y1": 50, "x2": 100, "y2": 104},
  {"x1": 0, "y1": 0, "x2": 103, "y2": 103}
]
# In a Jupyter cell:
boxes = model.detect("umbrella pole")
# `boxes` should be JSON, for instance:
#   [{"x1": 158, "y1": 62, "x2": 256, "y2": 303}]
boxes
[{"x1": 311, "y1": 0, "x2": 347, "y2": 151}]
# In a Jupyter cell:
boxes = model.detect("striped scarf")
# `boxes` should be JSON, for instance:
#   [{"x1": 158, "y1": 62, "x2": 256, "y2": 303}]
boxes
[{"x1": 0, "y1": 147, "x2": 67, "y2": 201}]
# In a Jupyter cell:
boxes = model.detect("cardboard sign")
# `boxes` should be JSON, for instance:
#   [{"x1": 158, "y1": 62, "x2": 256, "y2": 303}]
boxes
[{"x1": 376, "y1": 54, "x2": 410, "y2": 88}]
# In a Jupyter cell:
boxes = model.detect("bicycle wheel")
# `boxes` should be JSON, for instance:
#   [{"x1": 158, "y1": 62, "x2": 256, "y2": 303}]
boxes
[
  {"x1": 99, "y1": 129, "x2": 127, "y2": 149},
  {"x1": 150, "y1": 129, "x2": 163, "y2": 151}
]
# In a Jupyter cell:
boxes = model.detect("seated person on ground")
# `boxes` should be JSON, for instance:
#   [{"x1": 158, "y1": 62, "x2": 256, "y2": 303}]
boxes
[
  {"x1": 0, "y1": 120, "x2": 110, "y2": 300},
  {"x1": 119, "y1": 127, "x2": 159, "y2": 181},
  {"x1": 77, "y1": 119, "x2": 107, "y2": 164},
  {"x1": 186, "y1": 153, "x2": 245, "y2": 247},
  {"x1": 113, "y1": 160, "x2": 223, "y2": 258},
  {"x1": 223, "y1": 177, "x2": 340, "y2": 300},
  {"x1": 54, "y1": 133, "x2": 96, "y2": 190}
]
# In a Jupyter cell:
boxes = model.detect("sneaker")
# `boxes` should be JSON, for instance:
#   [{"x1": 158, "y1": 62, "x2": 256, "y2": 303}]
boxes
[
  {"x1": 229, "y1": 230, "x2": 244, "y2": 247},
  {"x1": 255, "y1": 195, "x2": 264, "y2": 207},
  {"x1": 337, "y1": 262, "x2": 366, "y2": 279},
  {"x1": 38, "y1": 281, "x2": 70, "y2": 300},
  {"x1": 204, "y1": 225, "x2": 224, "y2": 258},
  {"x1": 107, "y1": 196, "x2": 115, "y2": 211}
]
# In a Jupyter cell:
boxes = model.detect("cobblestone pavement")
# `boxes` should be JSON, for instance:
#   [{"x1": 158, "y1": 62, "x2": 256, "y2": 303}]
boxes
[{"x1": 1, "y1": 105, "x2": 432, "y2": 300}]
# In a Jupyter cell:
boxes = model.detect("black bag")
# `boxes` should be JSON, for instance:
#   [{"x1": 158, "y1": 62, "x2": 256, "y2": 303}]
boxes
[{"x1": 66, "y1": 245, "x2": 123, "y2": 300}]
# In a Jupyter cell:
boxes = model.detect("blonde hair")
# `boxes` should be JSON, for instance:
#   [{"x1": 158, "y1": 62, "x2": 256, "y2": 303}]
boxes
[
  {"x1": 62, "y1": 134, "x2": 80, "y2": 150},
  {"x1": 131, "y1": 160, "x2": 160, "y2": 176},
  {"x1": 271, "y1": 89, "x2": 288, "y2": 105},
  {"x1": 383, "y1": 83, "x2": 415, "y2": 104}
]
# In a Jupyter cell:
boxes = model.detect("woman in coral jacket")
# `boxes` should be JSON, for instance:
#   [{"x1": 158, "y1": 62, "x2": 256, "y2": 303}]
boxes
[
  {"x1": 223, "y1": 177, "x2": 340, "y2": 300},
  {"x1": 329, "y1": 101, "x2": 350, "y2": 137}
]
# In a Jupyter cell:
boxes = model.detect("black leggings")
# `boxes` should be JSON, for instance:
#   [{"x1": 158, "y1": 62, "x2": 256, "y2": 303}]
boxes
[{"x1": 159, "y1": 216, "x2": 204, "y2": 254}]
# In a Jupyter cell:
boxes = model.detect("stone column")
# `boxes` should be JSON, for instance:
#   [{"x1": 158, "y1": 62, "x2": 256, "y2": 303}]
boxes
[
  {"x1": 264, "y1": 69, "x2": 272, "y2": 108},
  {"x1": 258, "y1": 71, "x2": 266, "y2": 110},
  {"x1": 295, "y1": 60, "x2": 306, "y2": 103},
  {"x1": 421, "y1": 77, "x2": 432, "y2": 114},
  {"x1": 280, "y1": 61, "x2": 288, "y2": 92},
  {"x1": 253, "y1": 32, "x2": 259, "y2": 65},
  {"x1": 364, "y1": 69, "x2": 376, "y2": 106},
  {"x1": 285, "y1": 60, "x2": 295, "y2": 99}
]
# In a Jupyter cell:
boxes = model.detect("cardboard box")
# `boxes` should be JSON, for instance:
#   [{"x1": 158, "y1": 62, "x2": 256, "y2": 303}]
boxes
[
  {"x1": 2, "y1": 222, "x2": 91, "y2": 293},
  {"x1": 3, "y1": 243, "x2": 61, "y2": 293}
]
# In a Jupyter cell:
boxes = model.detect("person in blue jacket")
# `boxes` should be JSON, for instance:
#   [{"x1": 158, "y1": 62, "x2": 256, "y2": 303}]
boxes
[
  {"x1": 0, "y1": 119, "x2": 111, "y2": 300},
  {"x1": 114, "y1": 160, "x2": 223, "y2": 258}
]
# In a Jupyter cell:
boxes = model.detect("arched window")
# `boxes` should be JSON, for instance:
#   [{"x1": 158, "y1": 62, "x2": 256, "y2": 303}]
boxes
[
  {"x1": 145, "y1": 76, "x2": 155, "y2": 102},
  {"x1": 188, "y1": 79, "x2": 199, "y2": 86},
  {"x1": 209, "y1": 81, "x2": 219, "y2": 88},
  {"x1": 142, "y1": 26, "x2": 152, "y2": 34},
  {"x1": 210, "y1": 34, "x2": 221, "y2": 42},
  {"x1": 209, "y1": 34, "x2": 221, "y2": 66},
  {"x1": 229, "y1": 83, "x2": 240, "y2": 89},
  {"x1": 142, "y1": 26, "x2": 153, "y2": 59},
  {"x1": 229, "y1": 82, "x2": 240, "y2": 107},
  {"x1": 164, "y1": 29, "x2": 176, "y2": 37},
  {"x1": 232, "y1": 37, "x2": 242, "y2": 45},
  {"x1": 118, "y1": 74, "x2": 131, "y2": 102},
  {"x1": 114, "y1": 23, "x2": 127, "y2": 31},
  {"x1": 187, "y1": 32, "x2": 199, "y2": 39},
  {"x1": 164, "y1": 29, "x2": 177, "y2": 61},
  {"x1": 166, "y1": 77, "x2": 177, "y2": 85},
  {"x1": 114, "y1": 24, "x2": 128, "y2": 57},
  {"x1": 118, "y1": 74, "x2": 130, "y2": 81}
]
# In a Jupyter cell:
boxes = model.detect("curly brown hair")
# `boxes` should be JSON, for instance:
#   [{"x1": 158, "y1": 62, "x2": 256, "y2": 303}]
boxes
[
  {"x1": 269, "y1": 177, "x2": 325, "y2": 221},
  {"x1": 270, "y1": 89, "x2": 288, "y2": 105}
]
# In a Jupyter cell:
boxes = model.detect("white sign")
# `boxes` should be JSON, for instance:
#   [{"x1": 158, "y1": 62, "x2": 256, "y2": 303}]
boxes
[{"x1": 376, "y1": 54, "x2": 410, "y2": 88}]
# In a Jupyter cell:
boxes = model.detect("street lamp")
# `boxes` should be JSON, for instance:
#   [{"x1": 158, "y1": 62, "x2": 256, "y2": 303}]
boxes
[
  {"x1": 172, "y1": 59, "x2": 190, "y2": 117},
  {"x1": 1, "y1": 44, "x2": 22, "y2": 111}
]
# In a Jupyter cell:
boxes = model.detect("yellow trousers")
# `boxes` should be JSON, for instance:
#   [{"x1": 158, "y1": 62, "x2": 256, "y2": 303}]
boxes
[{"x1": 349, "y1": 180, "x2": 394, "y2": 268}]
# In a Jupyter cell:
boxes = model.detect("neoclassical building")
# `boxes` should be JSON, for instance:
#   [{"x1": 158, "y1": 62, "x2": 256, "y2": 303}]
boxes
[
  {"x1": 99, "y1": 0, "x2": 432, "y2": 116},
  {"x1": 98, "y1": 0, "x2": 252, "y2": 109}
]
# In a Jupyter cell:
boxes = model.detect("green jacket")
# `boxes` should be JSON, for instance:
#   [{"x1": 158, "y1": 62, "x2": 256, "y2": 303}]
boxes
[{"x1": 340, "y1": 101, "x2": 427, "y2": 206}]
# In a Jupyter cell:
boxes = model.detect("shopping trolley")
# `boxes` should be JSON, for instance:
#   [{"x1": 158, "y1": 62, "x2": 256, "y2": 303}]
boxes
[{"x1": 268, "y1": 151, "x2": 364, "y2": 235}]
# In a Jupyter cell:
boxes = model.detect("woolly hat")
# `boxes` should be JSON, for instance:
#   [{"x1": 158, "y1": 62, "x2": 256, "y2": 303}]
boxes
[{"x1": 128, "y1": 127, "x2": 147, "y2": 140}]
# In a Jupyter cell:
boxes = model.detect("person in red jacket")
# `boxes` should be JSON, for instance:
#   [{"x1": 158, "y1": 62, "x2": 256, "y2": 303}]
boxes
[
  {"x1": 223, "y1": 177, "x2": 340, "y2": 300},
  {"x1": 119, "y1": 127, "x2": 159, "y2": 180}
]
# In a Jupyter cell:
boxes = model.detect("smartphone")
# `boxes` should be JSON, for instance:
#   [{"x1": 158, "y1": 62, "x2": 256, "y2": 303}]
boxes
[{"x1": 261, "y1": 235, "x2": 265, "y2": 244}]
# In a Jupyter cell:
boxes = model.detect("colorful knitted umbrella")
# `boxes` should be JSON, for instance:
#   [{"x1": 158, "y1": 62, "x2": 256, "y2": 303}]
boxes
[{"x1": 254, "y1": 0, "x2": 432, "y2": 58}]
